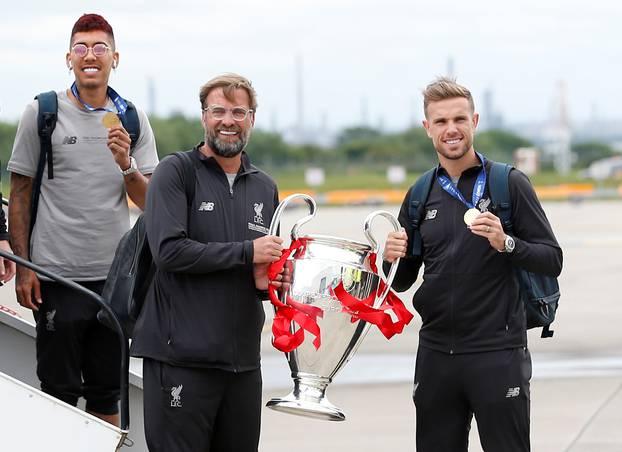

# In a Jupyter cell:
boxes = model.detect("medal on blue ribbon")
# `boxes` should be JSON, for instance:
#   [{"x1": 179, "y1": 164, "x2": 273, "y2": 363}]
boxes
[
  {"x1": 70, "y1": 82, "x2": 128, "y2": 128},
  {"x1": 437, "y1": 153, "x2": 487, "y2": 226}
]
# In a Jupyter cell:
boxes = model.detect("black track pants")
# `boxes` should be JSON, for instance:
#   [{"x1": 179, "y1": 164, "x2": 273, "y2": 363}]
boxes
[
  {"x1": 35, "y1": 280, "x2": 121, "y2": 415},
  {"x1": 143, "y1": 359, "x2": 262, "y2": 452},
  {"x1": 413, "y1": 346, "x2": 531, "y2": 452}
]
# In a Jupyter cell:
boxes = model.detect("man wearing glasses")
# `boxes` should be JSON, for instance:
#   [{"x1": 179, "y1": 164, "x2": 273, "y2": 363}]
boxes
[
  {"x1": 131, "y1": 73, "x2": 283, "y2": 452},
  {"x1": 8, "y1": 14, "x2": 158, "y2": 425}
]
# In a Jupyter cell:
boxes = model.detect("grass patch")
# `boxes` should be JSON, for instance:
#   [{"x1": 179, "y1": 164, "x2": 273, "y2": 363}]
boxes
[{"x1": 271, "y1": 168, "x2": 620, "y2": 191}]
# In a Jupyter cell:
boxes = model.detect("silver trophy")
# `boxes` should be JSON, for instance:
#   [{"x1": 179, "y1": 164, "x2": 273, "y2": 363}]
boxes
[{"x1": 266, "y1": 193, "x2": 400, "y2": 421}]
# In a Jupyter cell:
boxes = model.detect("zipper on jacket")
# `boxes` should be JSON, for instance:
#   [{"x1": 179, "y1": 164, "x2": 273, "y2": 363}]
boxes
[
  {"x1": 226, "y1": 166, "x2": 259, "y2": 371},
  {"x1": 449, "y1": 200, "x2": 458, "y2": 354},
  {"x1": 231, "y1": 175, "x2": 241, "y2": 371}
]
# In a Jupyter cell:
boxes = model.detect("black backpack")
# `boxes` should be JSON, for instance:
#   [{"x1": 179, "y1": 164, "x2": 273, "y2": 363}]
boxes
[
  {"x1": 98, "y1": 151, "x2": 197, "y2": 337},
  {"x1": 32, "y1": 91, "x2": 140, "y2": 235},
  {"x1": 407, "y1": 161, "x2": 560, "y2": 338}
]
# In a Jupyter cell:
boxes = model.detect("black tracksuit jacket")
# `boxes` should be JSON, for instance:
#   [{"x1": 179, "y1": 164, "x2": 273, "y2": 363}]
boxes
[
  {"x1": 390, "y1": 158, "x2": 562, "y2": 354},
  {"x1": 0, "y1": 193, "x2": 7, "y2": 241},
  {"x1": 131, "y1": 146, "x2": 279, "y2": 371},
  {"x1": 1, "y1": 167, "x2": 7, "y2": 240}
]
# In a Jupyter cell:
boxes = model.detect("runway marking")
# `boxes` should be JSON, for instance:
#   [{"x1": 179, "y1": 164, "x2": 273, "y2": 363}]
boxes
[{"x1": 261, "y1": 353, "x2": 622, "y2": 389}]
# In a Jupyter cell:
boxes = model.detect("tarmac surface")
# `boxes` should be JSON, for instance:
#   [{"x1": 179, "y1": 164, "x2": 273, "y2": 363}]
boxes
[
  {"x1": 2, "y1": 200, "x2": 621, "y2": 451},
  {"x1": 258, "y1": 200, "x2": 622, "y2": 451}
]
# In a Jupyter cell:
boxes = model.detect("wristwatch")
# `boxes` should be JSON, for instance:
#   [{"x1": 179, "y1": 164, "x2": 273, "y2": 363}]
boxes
[
  {"x1": 120, "y1": 156, "x2": 138, "y2": 176},
  {"x1": 499, "y1": 235, "x2": 516, "y2": 253}
]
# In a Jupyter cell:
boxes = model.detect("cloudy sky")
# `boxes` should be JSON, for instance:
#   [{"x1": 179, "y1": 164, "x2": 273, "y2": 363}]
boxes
[{"x1": 1, "y1": 0, "x2": 619, "y2": 132}]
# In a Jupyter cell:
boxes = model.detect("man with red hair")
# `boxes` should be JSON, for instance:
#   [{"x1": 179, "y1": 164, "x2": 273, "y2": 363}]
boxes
[{"x1": 8, "y1": 13, "x2": 158, "y2": 425}]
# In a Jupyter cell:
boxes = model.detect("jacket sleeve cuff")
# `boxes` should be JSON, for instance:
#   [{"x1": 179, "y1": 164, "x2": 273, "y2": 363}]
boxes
[
  {"x1": 244, "y1": 240, "x2": 255, "y2": 265},
  {"x1": 507, "y1": 236, "x2": 523, "y2": 259}
]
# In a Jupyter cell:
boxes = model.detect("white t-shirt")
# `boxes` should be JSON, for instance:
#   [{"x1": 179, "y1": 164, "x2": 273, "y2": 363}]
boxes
[
  {"x1": 8, "y1": 89, "x2": 159, "y2": 280},
  {"x1": 225, "y1": 172, "x2": 236, "y2": 190}
]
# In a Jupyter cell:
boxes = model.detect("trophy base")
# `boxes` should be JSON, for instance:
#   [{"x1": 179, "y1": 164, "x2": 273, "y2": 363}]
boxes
[{"x1": 266, "y1": 392, "x2": 346, "y2": 421}]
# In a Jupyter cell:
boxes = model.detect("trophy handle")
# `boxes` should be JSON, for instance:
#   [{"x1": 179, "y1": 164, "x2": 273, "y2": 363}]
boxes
[
  {"x1": 269, "y1": 193, "x2": 317, "y2": 240},
  {"x1": 363, "y1": 210, "x2": 401, "y2": 304}
]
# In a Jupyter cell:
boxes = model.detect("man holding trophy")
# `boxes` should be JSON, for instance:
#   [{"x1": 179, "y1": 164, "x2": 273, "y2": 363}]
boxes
[
  {"x1": 131, "y1": 73, "x2": 285, "y2": 452},
  {"x1": 384, "y1": 77, "x2": 562, "y2": 451}
]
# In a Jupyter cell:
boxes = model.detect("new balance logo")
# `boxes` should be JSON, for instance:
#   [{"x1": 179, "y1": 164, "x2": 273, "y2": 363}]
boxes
[
  {"x1": 62, "y1": 136, "x2": 77, "y2": 145},
  {"x1": 198, "y1": 202, "x2": 214, "y2": 211},
  {"x1": 425, "y1": 209, "x2": 437, "y2": 220},
  {"x1": 505, "y1": 387, "x2": 520, "y2": 398},
  {"x1": 170, "y1": 385, "x2": 183, "y2": 407}
]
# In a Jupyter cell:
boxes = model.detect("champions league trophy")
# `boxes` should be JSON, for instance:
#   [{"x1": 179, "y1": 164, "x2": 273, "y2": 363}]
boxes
[{"x1": 265, "y1": 193, "x2": 404, "y2": 421}]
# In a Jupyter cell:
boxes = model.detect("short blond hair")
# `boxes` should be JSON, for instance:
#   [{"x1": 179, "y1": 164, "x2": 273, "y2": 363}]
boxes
[
  {"x1": 422, "y1": 77, "x2": 474, "y2": 118},
  {"x1": 199, "y1": 73, "x2": 258, "y2": 111}
]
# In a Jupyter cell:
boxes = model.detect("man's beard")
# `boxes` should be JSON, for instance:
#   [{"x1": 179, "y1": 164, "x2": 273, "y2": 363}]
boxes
[
  {"x1": 435, "y1": 137, "x2": 472, "y2": 161},
  {"x1": 206, "y1": 127, "x2": 250, "y2": 158}
]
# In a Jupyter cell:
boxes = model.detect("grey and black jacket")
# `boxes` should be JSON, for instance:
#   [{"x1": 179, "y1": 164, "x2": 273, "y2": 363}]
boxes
[
  {"x1": 389, "y1": 159, "x2": 562, "y2": 354},
  {"x1": 0, "y1": 192, "x2": 8, "y2": 241},
  {"x1": 131, "y1": 145, "x2": 279, "y2": 371}
]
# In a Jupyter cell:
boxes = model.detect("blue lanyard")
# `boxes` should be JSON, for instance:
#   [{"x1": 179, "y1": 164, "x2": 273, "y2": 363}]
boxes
[
  {"x1": 437, "y1": 152, "x2": 487, "y2": 209},
  {"x1": 70, "y1": 82, "x2": 128, "y2": 116}
]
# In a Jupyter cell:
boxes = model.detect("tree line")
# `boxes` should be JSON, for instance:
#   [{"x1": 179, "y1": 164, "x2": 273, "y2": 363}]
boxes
[{"x1": 1, "y1": 115, "x2": 617, "y2": 175}]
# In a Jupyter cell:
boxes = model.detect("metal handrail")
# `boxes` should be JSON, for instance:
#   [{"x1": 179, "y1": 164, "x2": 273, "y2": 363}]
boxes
[{"x1": 0, "y1": 249, "x2": 130, "y2": 432}]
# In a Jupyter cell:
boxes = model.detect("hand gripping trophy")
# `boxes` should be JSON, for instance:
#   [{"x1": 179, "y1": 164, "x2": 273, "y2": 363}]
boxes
[{"x1": 266, "y1": 194, "x2": 414, "y2": 421}]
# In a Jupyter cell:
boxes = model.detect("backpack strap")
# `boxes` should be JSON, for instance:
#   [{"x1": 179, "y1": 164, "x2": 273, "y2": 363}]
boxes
[
  {"x1": 32, "y1": 91, "x2": 58, "y2": 235},
  {"x1": 121, "y1": 101, "x2": 141, "y2": 153},
  {"x1": 35, "y1": 91, "x2": 57, "y2": 181},
  {"x1": 173, "y1": 151, "x2": 197, "y2": 203},
  {"x1": 489, "y1": 161, "x2": 514, "y2": 233},
  {"x1": 30, "y1": 93, "x2": 139, "y2": 237},
  {"x1": 489, "y1": 161, "x2": 555, "y2": 338},
  {"x1": 407, "y1": 168, "x2": 436, "y2": 256}
]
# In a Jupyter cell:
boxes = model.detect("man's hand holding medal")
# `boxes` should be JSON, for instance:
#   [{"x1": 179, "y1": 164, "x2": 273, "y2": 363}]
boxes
[
  {"x1": 103, "y1": 112, "x2": 132, "y2": 171},
  {"x1": 467, "y1": 211, "x2": 505, "y2": 252}
]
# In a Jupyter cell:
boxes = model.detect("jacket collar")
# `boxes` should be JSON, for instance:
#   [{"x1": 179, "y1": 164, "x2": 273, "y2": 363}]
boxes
[
  {"x1": 192, "y1": 142, "x2": 257, "y2": 175},
  {"x1": 435, "y1": 152, "x2": 488, "y2": 180}
]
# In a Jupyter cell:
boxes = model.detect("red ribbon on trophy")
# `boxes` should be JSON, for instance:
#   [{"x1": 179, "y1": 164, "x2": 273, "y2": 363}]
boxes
[
  {"x1": 268, "y1": 242, "x2": 413, "y2": 353},
  {"x1": 331, "y1": 254, "x2": 414, "y2": 339},
  {"x1": 268, "y1": 239, "x2": 323, "y2": 353}
]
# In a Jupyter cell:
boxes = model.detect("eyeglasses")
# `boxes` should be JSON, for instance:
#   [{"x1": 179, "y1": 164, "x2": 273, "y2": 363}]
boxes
[
  {"x1": 71, "y1": 43, "x2": 111, "y2": 58},
  {"x1": 202, "y1": 105, "x2": 253, "y2": 121}
]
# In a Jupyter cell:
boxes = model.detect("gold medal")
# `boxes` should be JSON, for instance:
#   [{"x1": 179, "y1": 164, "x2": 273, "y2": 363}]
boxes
[
  {"x1": 463, "y1": 208, "x2": 480, "y2": 226},
  {"x1": 102, "y1": 112, "x2": 121, "y2": 128}
]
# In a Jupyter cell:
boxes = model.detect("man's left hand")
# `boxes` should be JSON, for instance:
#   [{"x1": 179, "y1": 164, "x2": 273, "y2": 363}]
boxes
[
  {"x1": 107, "y1": 125, "x2": 132, "y2": 171},
  {"x1": 253, "y1": 264, "x2": 291, "y2": 292},
  {"x1": 270, "y1": 266, "x2": 291, "y2": 291},
  {"x1": 0, "y1": 240, "x2": 16, "y2": 283},
  {"x1": 469, "y1": 211, "x2": 505, "y2": 251}
]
